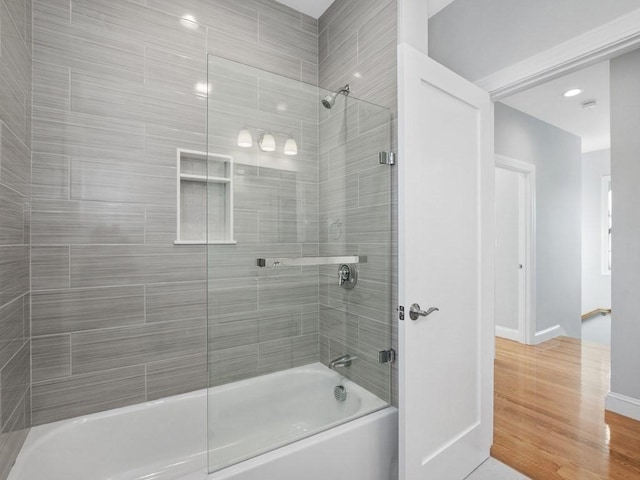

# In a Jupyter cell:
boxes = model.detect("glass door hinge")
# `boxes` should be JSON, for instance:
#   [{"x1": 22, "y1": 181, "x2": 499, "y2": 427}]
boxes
[
  {"x1": 378, "y1": 349, "x2": 396, "y2": 364},
  {"x1": 378, "y1": 151, "x2": 396, "y2": 165}
]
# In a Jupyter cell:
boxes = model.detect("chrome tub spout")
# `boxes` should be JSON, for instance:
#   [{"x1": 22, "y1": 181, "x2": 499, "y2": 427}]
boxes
[{"x1": 329, "y1": 354, "x2": 355, "y2": 370}]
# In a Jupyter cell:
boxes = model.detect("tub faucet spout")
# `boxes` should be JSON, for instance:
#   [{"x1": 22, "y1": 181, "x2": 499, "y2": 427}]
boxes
[{"x1": 329, "y1": 354, "x2": 355, "y2": 370}]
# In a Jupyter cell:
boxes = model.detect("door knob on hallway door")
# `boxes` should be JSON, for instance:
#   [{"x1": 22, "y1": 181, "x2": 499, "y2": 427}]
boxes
[{"x1": 409, "y1": 303, "x2": 439, "y2": 321}]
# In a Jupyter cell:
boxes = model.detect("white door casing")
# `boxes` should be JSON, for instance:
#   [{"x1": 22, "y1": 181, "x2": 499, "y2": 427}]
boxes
[{"x1": 398, "y1": 44, "x2": 494, "y2": 479}]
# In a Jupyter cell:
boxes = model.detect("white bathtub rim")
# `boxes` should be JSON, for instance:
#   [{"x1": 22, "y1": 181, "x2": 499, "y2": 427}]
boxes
[
  {"x1": 179, "y1": 406, "x2": 398, "y2": 480},
  {"x1": 207, "y1": 403, "x2": 392, "y2": 474},
  {"x1": 20, "y1": 388, "x2": 208, "y2": 454}
]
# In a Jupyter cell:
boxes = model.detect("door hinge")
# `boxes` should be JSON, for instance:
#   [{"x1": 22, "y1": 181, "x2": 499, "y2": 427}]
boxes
[
  {"x1": 378, "y1": 349, "x2": 396, "y2": 364},
  {"x1": 398, "y1": 305, "x2": 405, "y2": 321},
  {"x1": 379, "y1": 151, "x2": 396, "y2": 165}
]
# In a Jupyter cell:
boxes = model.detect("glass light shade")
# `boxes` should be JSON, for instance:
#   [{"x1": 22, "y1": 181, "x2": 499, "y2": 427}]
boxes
[
  {"x1": 237, "y1": 128, "x2": 253, "y2": 148},
  {"x1": 259, "y1": 133, "x2": 276, "y2": 152},
  {"x1": 283, "y1": 137, "x2": 298, "y2": 156}
]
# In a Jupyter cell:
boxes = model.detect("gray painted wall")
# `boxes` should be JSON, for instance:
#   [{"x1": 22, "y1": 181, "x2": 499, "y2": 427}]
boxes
[
  {"x1": 610, "y1": 48, "x2": 640, "y2": 402},
  {"x1": 0, "y1": 0, "x2": 32, "y2": 477},
  {"x1": 581, "y1": 149, "x2": 611, "y2": 314},
  {"x1": 429, "y1": 0, "x2": 640, "y2": 82},
  {"x1": 495, "y1": 103, "x2": 582, "y2": 339}
]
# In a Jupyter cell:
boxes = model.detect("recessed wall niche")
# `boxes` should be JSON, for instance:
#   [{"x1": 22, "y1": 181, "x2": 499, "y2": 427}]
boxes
[{"x1": 175, "y1": 149, "x2": 235, "y2": 245}]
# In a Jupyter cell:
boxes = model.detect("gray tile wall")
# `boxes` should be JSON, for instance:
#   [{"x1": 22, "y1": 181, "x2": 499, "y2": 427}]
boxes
[
  {"x1": 31, "y1": 0, "x2": 319, "y2": 425},
  {"x1": 318, "y1": 0, "x2": 398, "y2": 405},
  {"x1": 0, "y1": 0, "x2": 32, "y2": 476},
  {"x1": 206, "y1": 54, "x2": 320, "y2": 386},
  {"x1": 30, "y1": 0, "x2": 398, "y2": 432}
]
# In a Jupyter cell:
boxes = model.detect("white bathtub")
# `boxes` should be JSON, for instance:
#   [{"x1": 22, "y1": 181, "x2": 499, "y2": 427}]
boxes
[{"x1": 8, "y1": 363, "x2": 398, "y2": 480}]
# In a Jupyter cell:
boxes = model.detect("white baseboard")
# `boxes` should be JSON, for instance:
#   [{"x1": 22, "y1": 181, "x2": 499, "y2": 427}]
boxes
[
  {"x1": 533, "y1": 325, "x2": 564, "y2": 345},
  {"x1": 495, "y1": 326, "x2": 520, "y2": 342},
  {"x1": 605, "y1": 392, "x2": 640, "y2": 422}
]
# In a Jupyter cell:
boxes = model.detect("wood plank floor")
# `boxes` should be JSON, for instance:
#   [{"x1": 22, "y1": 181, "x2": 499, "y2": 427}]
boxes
[{"x1": 492, "y1": 337, "x2": 640, "y2": 479}]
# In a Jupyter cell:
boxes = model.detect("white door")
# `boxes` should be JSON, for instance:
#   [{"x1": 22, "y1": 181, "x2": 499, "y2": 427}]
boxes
[
  {"x1": 398, "y1": 44, "x2": 494, "y2": 479},
  {"x1": 494, "y1": 167, "x2": 525, "y2": 342}
]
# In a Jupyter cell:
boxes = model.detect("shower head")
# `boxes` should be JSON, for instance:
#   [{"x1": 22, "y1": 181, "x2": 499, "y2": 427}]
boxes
[{"x1": 321, "y1": 84, "x2": 350, "y2": 109}]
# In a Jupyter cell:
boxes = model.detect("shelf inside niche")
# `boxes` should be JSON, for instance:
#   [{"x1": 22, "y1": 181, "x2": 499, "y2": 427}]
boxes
[{"x1": 176, "y1": 149, "x2": 235, "y2": 245}]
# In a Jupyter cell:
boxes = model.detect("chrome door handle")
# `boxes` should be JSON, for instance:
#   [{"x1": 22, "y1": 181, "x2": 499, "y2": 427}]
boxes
[{"x1": 409, "y1": 303, "x2": 439, "y2": 321}]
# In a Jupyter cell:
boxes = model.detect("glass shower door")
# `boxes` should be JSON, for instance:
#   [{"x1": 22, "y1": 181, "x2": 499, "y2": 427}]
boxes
[{"x1": 206, "y1": 54, "x2": 393, "y2": 474}]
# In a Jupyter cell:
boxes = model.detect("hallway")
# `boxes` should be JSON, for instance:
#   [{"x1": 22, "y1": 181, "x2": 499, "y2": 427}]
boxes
[{"x1": 492, "y1": 337, "x2": 640, "y2": 479}]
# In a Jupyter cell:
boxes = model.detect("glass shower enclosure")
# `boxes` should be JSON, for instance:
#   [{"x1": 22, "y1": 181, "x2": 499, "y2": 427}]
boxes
[{"x1": 203, "y1": 55, "x2": 393, "y2": 473}]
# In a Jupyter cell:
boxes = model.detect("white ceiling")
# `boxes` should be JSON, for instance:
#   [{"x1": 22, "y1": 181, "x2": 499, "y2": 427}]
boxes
[
  {"x1": 502, "y1": 61, "x2": 610, "y2": 153},
  {"x1": 275, "y1": 0, "x2": 455, "y2": 19},
  {"x1": 274, "y1": 0, "x2": 333, "y2": 19}
]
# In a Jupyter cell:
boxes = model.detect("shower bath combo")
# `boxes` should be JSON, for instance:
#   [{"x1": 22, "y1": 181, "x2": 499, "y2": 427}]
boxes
[{"x1": 8, "y1": 56, "x2": 396, "y2": 480}]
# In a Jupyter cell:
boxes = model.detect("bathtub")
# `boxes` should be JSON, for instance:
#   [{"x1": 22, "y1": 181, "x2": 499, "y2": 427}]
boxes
[{"x1": 8, "y1": 363, "x2": 398, "y2": 480}]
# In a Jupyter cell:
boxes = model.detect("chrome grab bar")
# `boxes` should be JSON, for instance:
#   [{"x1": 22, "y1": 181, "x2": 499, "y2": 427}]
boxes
[{"x1": 257, "y1": 256, "x2": 367, "y2": 268}]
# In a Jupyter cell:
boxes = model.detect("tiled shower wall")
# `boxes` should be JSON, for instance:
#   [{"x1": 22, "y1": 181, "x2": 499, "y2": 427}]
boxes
[
  {"x1": 30, "y1": 0, "x2": 319, "y2": 425},
  {"x1": 205, "y1": 56, "x2": 321, "y2": 386},
  {"x1": 318, "y1": 0, "x2": 399, "y2": 404},
  {"x1": 0, "y1": 0, "x2": 32, "y2": 476},
  {"x1": 28, "y1": 0, "x2": 398, "y2": 429}
]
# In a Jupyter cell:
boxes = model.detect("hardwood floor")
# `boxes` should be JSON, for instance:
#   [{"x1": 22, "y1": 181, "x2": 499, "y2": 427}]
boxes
[{"x1": 492, "y1": 337, "x2": 640, "y2": 479}]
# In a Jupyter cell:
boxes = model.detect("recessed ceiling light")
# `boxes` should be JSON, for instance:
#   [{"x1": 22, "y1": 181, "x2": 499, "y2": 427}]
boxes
[{"x1": 563, "y1": 88, "x2": 583, "y2": 98}]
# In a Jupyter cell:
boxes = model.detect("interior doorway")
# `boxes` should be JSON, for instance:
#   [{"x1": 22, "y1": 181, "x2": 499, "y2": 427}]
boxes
[{"x1": 494, "y1": 156, "x2": 535, "y2": 344}]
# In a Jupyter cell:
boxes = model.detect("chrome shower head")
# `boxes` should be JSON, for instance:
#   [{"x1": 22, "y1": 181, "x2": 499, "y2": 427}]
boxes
[{"x1": 321, "y1": 84, "x2": 350, "y2": 109}]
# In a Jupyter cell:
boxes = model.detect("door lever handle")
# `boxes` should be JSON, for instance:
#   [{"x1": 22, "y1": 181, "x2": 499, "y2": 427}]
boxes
[{"x1": 409, "y1": 303, "x2": 439, "y2": 321}]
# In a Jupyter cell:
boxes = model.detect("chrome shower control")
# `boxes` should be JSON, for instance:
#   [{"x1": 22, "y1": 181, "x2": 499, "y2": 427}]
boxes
[{"x1": 338, "y1": 264, "x2": 357, "y2": 289}]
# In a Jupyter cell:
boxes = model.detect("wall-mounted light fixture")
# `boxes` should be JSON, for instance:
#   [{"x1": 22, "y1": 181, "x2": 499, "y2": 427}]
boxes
[
  {"x1": 283, "y1": 137, "x2": 298, "y2": 156},
  {"x1": 258, "y1": 133, "x2": 276, "y2": 152},
  {"x1": 236, "y1": 127, "x2": 298, "y2": 156},
  {"x1": 237, "y1": 128, "x2": 253, "y2": 147}
]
